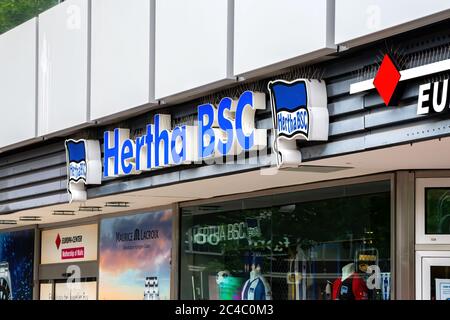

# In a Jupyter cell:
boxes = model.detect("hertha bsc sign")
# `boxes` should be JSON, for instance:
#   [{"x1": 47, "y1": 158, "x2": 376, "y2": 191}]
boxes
[
  {"x1": 65, "y1": 139, "x2": 102, "y2": 202},
  {"x1": 268, "y1": 79, "x2": 329, "y2": 168}
]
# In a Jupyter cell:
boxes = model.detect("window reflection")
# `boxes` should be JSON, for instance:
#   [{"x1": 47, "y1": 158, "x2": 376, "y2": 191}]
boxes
[
  {"x1": 180, "y1": 181, "x2": 391, "y2": 300},
  {"x1": 426, "y1": 188, "x2": 450, "y2": 235},
  {"x1": 0, "y1": 0, "x2": 60, "y2": 35}
]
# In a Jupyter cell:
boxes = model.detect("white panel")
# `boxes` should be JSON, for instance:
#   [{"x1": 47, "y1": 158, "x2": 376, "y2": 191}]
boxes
[
  {"x1": 155, "y1": 0, "x2": 231, "y2": 100},
  {"x1": 0, "y1": 19, "x2": 37, "y2": 148},
  {"x1": 336, "y1": 0, "x2": 450, "y2": 45},
  {"x1": 38, "y1": 0, "x2": 89, "y2": 136},
  {"x1": 91, "y1": 0, "x2": 153, "y2": 121},
  {"x1": 234, "y1": 0, "x2": 334, "y2": 77}
]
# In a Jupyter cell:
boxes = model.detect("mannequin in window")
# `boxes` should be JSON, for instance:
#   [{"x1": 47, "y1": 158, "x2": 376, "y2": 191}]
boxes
[
  {"x1": 241, "y1": 254, "x2": 272, "y2": 300},
  {"x1": 331, "y1": 263, "x2": 368, "y2": 300}
]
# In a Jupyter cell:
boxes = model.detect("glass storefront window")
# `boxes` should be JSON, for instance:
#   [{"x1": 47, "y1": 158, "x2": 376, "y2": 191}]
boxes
[
  {"x1": 430, "y1": 266, "x2": 450, "y2": 300},
  {"x1": 425, "y1": 188, "x2": 450, "y2": 235},
  {"x1": 180, "y1": 181, "x2": 391, "y2": 300},
  {"x1": 0, "y1": 0, "x2": 60, "y2": 35}
]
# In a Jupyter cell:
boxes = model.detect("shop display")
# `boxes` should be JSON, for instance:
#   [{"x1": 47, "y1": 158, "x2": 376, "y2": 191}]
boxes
[
  {"x1": 99, "y1": 209, "x2": 172, "y2": 300},
  {"x1": 0, "y1": 229, "x2": 35, "y2": 300},
  {"x1": 382, "y1": 273, "x2": 391, "y2": 300},
  {"x1": 287, "y1": 246, "x2": 307, "y2": 300},
  {"x1": 241, "y1": 254, "x2": 272, "y2": 300},
  {"x1": 180, "y1": 181, "x2": 391, "y2": 300},
  {"x1": 215, "y1": 271, "x2": 243, "y2": 300},
  {"x1": 331, "y1": 263, "x2": 368, "y2": 300}
]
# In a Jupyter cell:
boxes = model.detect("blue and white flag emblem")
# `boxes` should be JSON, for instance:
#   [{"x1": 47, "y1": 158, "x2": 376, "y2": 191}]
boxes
[
  {"x1": 65, "y1": 139, "x2": 101, "y2": 203},
  {"x1": 268, "y1": 80, "x2": 310, "y2": 140},
  {"x1": 268, "y1": 79, "x2": 329, "y2": 168},
  {"x1": 66, "y1": 140, "x2": 88, "y2": 183}
]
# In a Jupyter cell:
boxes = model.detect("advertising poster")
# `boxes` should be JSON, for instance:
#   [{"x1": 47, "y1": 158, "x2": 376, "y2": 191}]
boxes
[
  {"x1": 41, "y1": 224, "x2": 98, "y2": 264},
  {"x1": 99, "y1": 210, "x2": 172, "y2": 300},
  {"x1": 0, "y1": 229, "x2": 35, "y2": 300}
]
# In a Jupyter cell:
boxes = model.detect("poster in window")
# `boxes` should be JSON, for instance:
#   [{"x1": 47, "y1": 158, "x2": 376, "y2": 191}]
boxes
[
  {"x1": 0, "y1": 229, "x2": 35, "y2": 300},
  {"x1": 99, "y1": 209, "x2": 172, "y2": 300}
]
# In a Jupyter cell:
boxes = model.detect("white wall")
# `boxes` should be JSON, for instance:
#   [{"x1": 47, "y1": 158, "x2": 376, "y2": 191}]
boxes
[
  {"x1": 155, "y1": 0, "x2": 233, "y2": 100},
  {"x1": 90, "y1": 0, "x2": 155, "y2": 121},
  {"x1": 0, "y1": 19, "x2": 37, "y2": 148},
  {"x1": 234, "y1": 0, "x2": 335, "y2": 77},
  {"x1": 38, "y1": 0, "x2": 89, "y2": 136},
  {"x1": 336, "y1": 0, "x2": 450, "y2": 46}
]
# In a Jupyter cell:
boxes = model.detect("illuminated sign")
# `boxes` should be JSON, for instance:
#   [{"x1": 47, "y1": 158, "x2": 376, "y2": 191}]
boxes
[
  {"x1": 417, "y1": 79, "x2": 449, "y2": 115},
  {"x1": 65, "y1": 139, "x2": 102, "y2": 202},
  {"x1": 103, "y1": 91, "x2": 267, "y2": 178},
  {"x1": 268, "y1": 79, "x2": 329, "y2": 168}
]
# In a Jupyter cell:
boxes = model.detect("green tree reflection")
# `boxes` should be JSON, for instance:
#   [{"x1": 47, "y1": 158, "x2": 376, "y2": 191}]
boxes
[{"x1": 0, "y1": 0, "x2": 59, "y2": 34}]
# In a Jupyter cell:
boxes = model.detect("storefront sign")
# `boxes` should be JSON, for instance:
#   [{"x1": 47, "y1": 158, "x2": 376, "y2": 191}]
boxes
[
  {"x1": 268, "y1": 79, "x2": 329, "y2": 168},
  {"x1": 0, "y1": 229, "x2": 35, "y2": 300},
  {"x1": 41, "y1": 224, "x2": 98, "y2": 264},
  {"x1": 103, "y1": 91, "x2": 267, "y2": 177},
  {"x1": 65, "y1": 139, "x2": 102, "y2": 203},
  {"x1": 417, "y1": 79, "x2": 449, "y2": 115},
  {"x1": 99, "y1": 210, "x2": 172, "y2": 300},
  {"x1": 350, "y1": 54, "x2": 450, "y2": 114},
  {"x1": 190, "y1": 220, "x2": 262, "y2": 246}
]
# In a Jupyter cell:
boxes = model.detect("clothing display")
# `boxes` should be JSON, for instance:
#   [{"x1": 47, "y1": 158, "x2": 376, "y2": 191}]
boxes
[
  {"x1": 241, "y1": 274, "x2": 272, "y2": 300},
  {"x1": 287, "y1": 246, "x2": 307, "y2": 300},
  {"x1": 241, "y1": 252, "x2": 272, "y2": 300},
  {"x1": 332, "y1": 273, "x2": 369, "y2": 300},
  {"x1": 332, "y1": 263, "x2": 368, "y2": 300},
  {"x1": 216, "y1": 271, "x2": 243, "y2": 300}
]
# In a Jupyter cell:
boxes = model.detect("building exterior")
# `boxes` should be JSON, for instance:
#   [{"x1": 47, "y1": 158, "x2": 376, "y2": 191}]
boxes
[{"x1": 1, "y1": 0, "x2": 450, "y2": 300}]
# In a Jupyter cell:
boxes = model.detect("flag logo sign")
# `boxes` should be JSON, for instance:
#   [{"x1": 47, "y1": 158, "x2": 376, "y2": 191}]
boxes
[
  {"x1": 268, "y1": 79, "x2": 310, "y2": 140},
  {"x1": 268, "y1": 79, "x2": 329, "y2": 168},
  {"x1": 66, "y1": 140, "x2": 88, "y2": 183},
  {"x1": 65, "y1": 139, "x2": 101, "y2": 202}
]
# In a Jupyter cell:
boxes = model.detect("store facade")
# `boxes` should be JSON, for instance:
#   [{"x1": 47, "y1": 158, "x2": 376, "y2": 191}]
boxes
[{"x1": 1, "y1": 1, "x2": 450, "y2": 301}]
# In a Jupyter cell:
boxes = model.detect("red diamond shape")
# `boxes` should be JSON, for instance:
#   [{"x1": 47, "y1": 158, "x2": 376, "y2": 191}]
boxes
[
  {"x1": 373, "y1": 55, "x2": 401, "y2": 106},
  {"x1": 55, "y1": 233, "x2": 61, "y2": 250}
]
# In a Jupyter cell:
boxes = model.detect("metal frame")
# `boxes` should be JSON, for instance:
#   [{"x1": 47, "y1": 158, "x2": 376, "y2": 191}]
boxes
[
  {"x1": 178, "y1": 172, "x2": 396, "y2": 300},
  {"x1": 415, "y1": 177, "x2": 450, "y2": 244},
  {"x1": 171, "y1": 203, "x2": 180, "y2": 300},
  {"x1": 415, "y1": 250, "x2": 450, "y2": 300},
  {"x1": 394, "y1": 171, "x2": 415, "y2": 300}
]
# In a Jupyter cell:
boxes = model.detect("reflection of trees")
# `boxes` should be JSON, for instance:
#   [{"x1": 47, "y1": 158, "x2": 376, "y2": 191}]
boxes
[
  {"x1": 0, "y1": 0, "x2": 58, "y2": 34},
  {"x1": 185, "y1": 192, "x2": 391, "y2": 278}
]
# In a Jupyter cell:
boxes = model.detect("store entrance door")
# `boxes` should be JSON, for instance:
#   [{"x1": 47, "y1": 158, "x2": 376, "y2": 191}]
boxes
[
  {"x1": 39, "y1": 262, "x2": 98, "y2": 300},
  {"x1": 416, "y1": 251, "x2": 450, "y2": 300}
]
